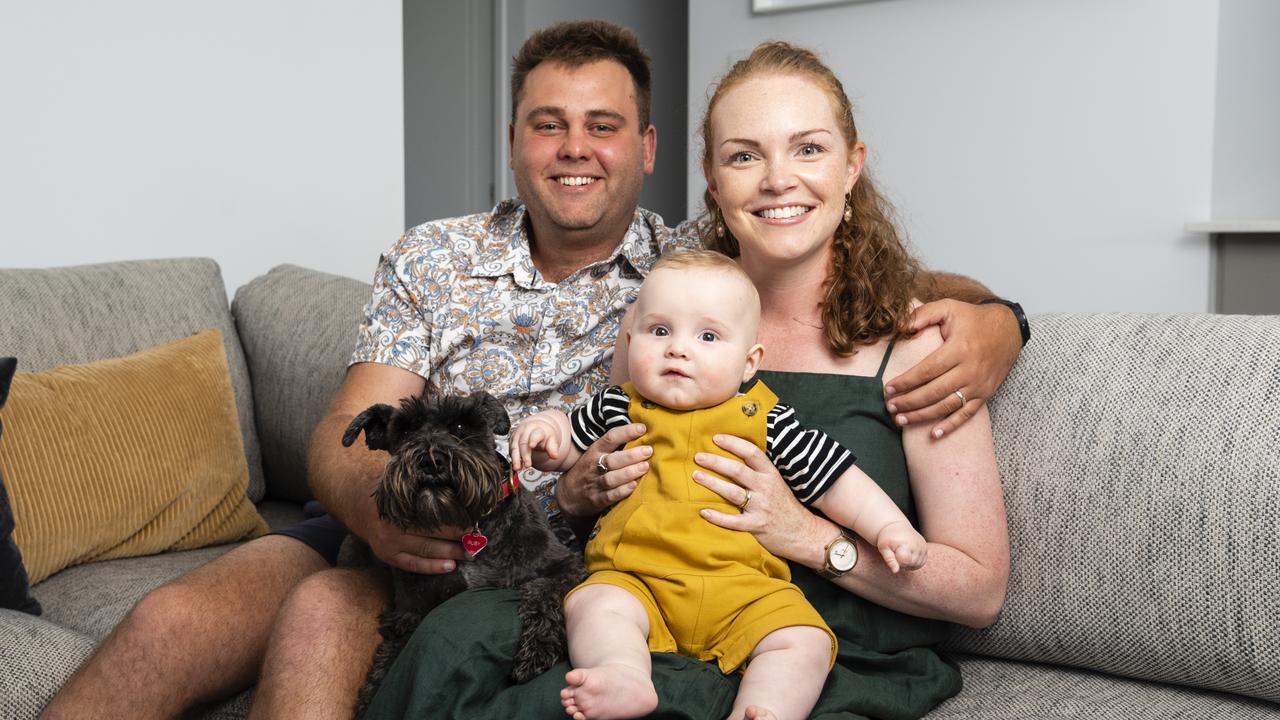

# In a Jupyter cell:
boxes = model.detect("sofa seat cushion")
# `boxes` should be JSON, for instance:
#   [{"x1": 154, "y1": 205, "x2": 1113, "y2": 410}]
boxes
[
  {"x1": 0, "y1": 609, "x2": 97, "y2": 720},
  {"x1": 0, "y1": 331, "x2": 267, "y2": 585},
  {"x1": 931, "y1": 655, "x2": 1280, "y2": 719},
  {"x1": 30, "y1": 500, "x2": 303, "y2": 641},
  {"x1": 0, "y1": 259, "x2": 266, "y2": 501}
]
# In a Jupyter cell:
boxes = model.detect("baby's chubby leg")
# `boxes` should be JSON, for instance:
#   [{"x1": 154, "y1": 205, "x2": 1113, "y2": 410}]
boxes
[
  {"x1": 729, "y1": 625, "x2": 831, "y2": 720},
  {"x1": 561, "y1": 583, "x2": 659, "y2": 720}
]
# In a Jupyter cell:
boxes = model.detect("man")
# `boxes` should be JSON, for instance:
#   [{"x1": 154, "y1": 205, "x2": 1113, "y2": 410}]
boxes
[{"x1": 44, "y1": 21, "x2": 1023, "y2": 719}]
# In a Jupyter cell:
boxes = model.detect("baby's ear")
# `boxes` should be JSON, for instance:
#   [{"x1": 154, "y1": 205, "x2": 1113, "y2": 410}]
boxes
[{"x1": 741, "y1": 343, "x2": 765, "y2": 383}]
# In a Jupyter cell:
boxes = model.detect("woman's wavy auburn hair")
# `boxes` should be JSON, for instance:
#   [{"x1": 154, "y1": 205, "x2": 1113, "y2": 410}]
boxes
[{"x1": 699, "y1": 42, "x2": 924, "y2": 356}]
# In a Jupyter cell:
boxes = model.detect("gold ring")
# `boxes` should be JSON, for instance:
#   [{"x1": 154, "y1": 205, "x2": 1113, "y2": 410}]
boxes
[
  {"x1": 954, "y1": 390, "x2": 966, "y2": 406},
  {"x1": 595, "y1": 455, "x2": 609, "y2": 475},
  {"x1": 737, "y1": 491, "x2": 752, "y2": 512}
]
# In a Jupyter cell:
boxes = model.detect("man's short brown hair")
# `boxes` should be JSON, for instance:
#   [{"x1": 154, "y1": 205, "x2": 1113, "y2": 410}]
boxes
[{"x1": 510, "y1": 20, "x2": 652, "y2": 130}]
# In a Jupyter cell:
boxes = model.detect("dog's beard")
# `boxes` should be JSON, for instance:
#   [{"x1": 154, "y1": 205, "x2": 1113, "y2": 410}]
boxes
[{"x1": 375, "y1": 435, "x2": 508, "y2": 531}]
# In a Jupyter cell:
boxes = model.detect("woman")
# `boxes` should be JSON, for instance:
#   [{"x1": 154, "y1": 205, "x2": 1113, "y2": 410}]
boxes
[
  {"x1": 368, "y1": 42, "x2": 1009, "y2": 719},
  {"x1": 678, "y1": 41, "x2": 1008, "y2": 717}
]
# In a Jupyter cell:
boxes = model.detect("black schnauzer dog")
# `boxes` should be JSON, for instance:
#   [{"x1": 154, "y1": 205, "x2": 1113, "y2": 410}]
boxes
[{"x1": 340, "y1": 390, "x2": 586, "y2": 717}]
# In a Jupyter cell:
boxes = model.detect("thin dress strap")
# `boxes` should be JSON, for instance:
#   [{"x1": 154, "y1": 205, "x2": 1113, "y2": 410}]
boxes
[{"x1": 874, "y1": 338, "x2": 898, "y2": 380}]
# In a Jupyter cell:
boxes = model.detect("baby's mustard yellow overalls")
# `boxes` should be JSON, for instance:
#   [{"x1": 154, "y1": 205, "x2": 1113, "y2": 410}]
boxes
[{"x1": 570, "y1": 380, "x2": 836, "y2": 673}]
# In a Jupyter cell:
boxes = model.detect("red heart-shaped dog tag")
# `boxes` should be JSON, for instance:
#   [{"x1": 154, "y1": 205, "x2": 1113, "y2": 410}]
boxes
[{"x1": 462, "y1": 531, "x2": 488, "y2": 558}]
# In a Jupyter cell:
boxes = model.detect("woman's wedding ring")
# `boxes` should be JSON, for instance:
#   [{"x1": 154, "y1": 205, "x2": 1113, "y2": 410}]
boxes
[
  {"x1": 954, "y1": 389, "x2": 966, "y2": 406},
  {"x1": 738, "y1": 491, "x2": 752, "y2": 512}
]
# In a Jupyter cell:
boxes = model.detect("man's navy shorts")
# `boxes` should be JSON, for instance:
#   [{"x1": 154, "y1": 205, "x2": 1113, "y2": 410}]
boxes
[{"x1": 269, "y1": 500, "x2": 347, "y2": 566}]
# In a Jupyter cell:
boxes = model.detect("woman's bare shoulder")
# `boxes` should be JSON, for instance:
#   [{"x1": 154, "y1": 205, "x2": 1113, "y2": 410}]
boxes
[{"x1": 884, "y1": 302, "x2": 942, "y2": 380}]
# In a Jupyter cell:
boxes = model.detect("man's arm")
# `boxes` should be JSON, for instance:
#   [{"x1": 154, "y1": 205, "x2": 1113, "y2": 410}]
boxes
[
  {"x1": 914, "y1": 271, "x2": 999, "y2": 305},
  {"x1": 886, "y1": 270, "x2": 1026, "y2": 439},
  {"x1": 308, "y1": 362, "x2": 466, "y2": 574}
]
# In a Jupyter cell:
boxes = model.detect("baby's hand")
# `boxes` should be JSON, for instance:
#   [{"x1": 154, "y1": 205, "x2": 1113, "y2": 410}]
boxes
[
  {"x1": 509, "y1": 418, "x2": 560, "y2": 471},
  {"x1": 875, "y1": 521, "x2": 927, "y2": 573}
]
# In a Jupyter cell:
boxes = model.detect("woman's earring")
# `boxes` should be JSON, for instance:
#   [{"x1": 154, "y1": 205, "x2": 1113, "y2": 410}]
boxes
[
  {"x1": 714, "y1": 209, "x2": 726, "y2": 239},
  {"x1": 843, "y1": 195, "x2": 853, "y2": 224}
]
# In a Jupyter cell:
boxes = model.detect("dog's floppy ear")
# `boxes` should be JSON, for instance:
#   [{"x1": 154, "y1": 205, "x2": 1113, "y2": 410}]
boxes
[
  {"x1": 342, "y1": 403, "x2": 397, "y2": 452},
  {"x1": 476, "y1": 392, "x2": 511, "y2": 435}
]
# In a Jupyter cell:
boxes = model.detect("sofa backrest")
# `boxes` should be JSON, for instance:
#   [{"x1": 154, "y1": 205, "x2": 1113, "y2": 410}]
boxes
[
  {"x1": 230, "y1": 264, "x2": 370, "y2": 503},
  {"x1": 946, "y1": 313, "x2": 1280, "y2": 703},
  {"x1": 0, "y1": 259, "x2": 266, "y2": 502}
]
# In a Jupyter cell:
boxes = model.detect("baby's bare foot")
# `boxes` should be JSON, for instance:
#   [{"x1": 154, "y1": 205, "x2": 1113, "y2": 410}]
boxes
[
  {"x1": 560, "y1": 664, "x2": 658, "y2": 720},
  {"x1": 743, "y1": 706, "x2": 777, "y2": 720}
]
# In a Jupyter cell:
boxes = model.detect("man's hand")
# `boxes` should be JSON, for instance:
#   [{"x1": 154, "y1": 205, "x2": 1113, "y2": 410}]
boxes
[
  {"x1": 885, "y1": 299, "x2": 1022, "y2": 438},
  {"x1": 342, "y1": 474, "x2": 467, "y2": 575},
  {"x1": 359, "y1": 515, "x2": 467, "y2": 576},
  {"x1": 554, "y1": 422, "x2": 650, "y2": 519}
]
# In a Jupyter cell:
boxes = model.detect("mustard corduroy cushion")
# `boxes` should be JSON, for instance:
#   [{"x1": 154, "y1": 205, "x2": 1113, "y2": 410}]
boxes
[{"x1": 0, "y1": 329, "x2": 267, "y2": 584}]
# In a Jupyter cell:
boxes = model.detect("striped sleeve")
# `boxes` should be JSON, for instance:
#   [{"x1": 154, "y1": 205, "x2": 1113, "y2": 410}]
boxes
[
  {"x1": 568, "y1": 385, "x2": 633, "y2": 452},
  {"x1": 766, "y1": 402, "x2": 857, "y2": 505}
]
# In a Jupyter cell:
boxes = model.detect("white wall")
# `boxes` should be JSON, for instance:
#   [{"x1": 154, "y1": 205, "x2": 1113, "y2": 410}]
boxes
[
  {"x1": 0, "y1": 0, "x2": 404, "y2": 295},
  {"x1": 688, "y1": 0, "x2": 1220, "y2": 313}
]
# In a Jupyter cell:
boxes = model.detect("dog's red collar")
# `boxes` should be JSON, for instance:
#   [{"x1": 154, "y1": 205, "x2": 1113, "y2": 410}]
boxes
[
  {"x1": 501, "y1": 470, "x2": 520, "y2": 500},
  {"x1": 465, "y1": 472, "x2": 520, "y2": 560}
]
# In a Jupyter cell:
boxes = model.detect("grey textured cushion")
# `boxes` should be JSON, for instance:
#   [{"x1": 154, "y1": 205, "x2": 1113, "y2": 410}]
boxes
[
  {"x1": 231, "y1": 265, "x2": 370, "y2": 502},
  {"x1": 31, "y1": 501, "x2": 303, "y2": 641},
  {"x1": 931, "y1": 655, "x2": 1280, "y2": 719},
  {"x1": 0, "y1": 609, "x2": 96, "y2": 720},
  {"x1": 0, "y1": 259, "x2": 265, "y2": 501},
  {"x1": 946, "y1": 314, "x2": 1280, "y2": 703}
]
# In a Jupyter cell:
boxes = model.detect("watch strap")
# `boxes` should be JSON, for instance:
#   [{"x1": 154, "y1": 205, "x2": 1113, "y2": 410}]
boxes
[{"x1": 980, "y1": 298, "x2": 1031, "y2": 347}]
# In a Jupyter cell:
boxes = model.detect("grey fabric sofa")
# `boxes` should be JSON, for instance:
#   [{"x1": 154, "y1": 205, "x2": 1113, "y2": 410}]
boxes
[{"x1": 1, "y1": 258, "x2": 1277, "y2": 719}]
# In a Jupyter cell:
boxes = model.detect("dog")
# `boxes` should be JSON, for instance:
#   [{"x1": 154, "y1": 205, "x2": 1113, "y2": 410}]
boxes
[{"x1": 339, "y1": 390, "x2": 587, "y2": 717}]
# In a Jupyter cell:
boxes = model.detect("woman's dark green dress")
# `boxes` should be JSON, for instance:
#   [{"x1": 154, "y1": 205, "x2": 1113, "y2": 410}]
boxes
[{"x1": 365, "y1": 356, "x2": 961, "y2": 719}]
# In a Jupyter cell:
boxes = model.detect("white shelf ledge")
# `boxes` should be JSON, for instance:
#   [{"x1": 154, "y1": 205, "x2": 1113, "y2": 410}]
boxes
[{"x1": 1185, "y1": 220, "x2": 1280, "y2": 233}]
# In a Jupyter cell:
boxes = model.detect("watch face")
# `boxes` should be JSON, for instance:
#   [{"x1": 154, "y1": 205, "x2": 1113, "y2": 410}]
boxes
[{"x1": 829, "y1": 538, "x2": 857, "y2": 572}]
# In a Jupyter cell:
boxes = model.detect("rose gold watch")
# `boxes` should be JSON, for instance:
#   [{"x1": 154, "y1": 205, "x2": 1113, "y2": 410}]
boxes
[{"x1": 820, "y1": 532, "x2": 858, "y2": 579}]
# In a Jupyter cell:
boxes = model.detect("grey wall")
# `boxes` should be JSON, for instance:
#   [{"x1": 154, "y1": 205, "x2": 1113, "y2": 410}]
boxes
[
  {"x1": 496, "y1": 0, "x2": 689, "y2": 224},
  {"x1": 404, "y1": 1, "x2": 496, "y2": 227},
  {"x1": 1210, "y1": 0, "x2": 1280, "y2": 220},
  {"x1": 0, "y1": 0, "x2": 405, "y2": 294},
  {"x1": 687, "y1": 0, "x2": 1221, "y2": 313}
]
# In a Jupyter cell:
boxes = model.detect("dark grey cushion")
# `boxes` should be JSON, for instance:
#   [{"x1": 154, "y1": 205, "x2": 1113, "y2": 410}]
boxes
[
  {"x1": 946, "y1": 314, "x2": 1280, "y2": 703},
  {"x1": 231, "y1": 265, "x2": 370, "y2": 503},
  {"x1": 0, "y1": 259, "x2": 265, "y2": 501}
]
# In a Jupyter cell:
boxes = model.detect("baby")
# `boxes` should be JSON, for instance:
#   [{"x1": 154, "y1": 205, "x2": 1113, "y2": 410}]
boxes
[{"x1": 510, "y1": 250, "x2": 927, "y2": 720}]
